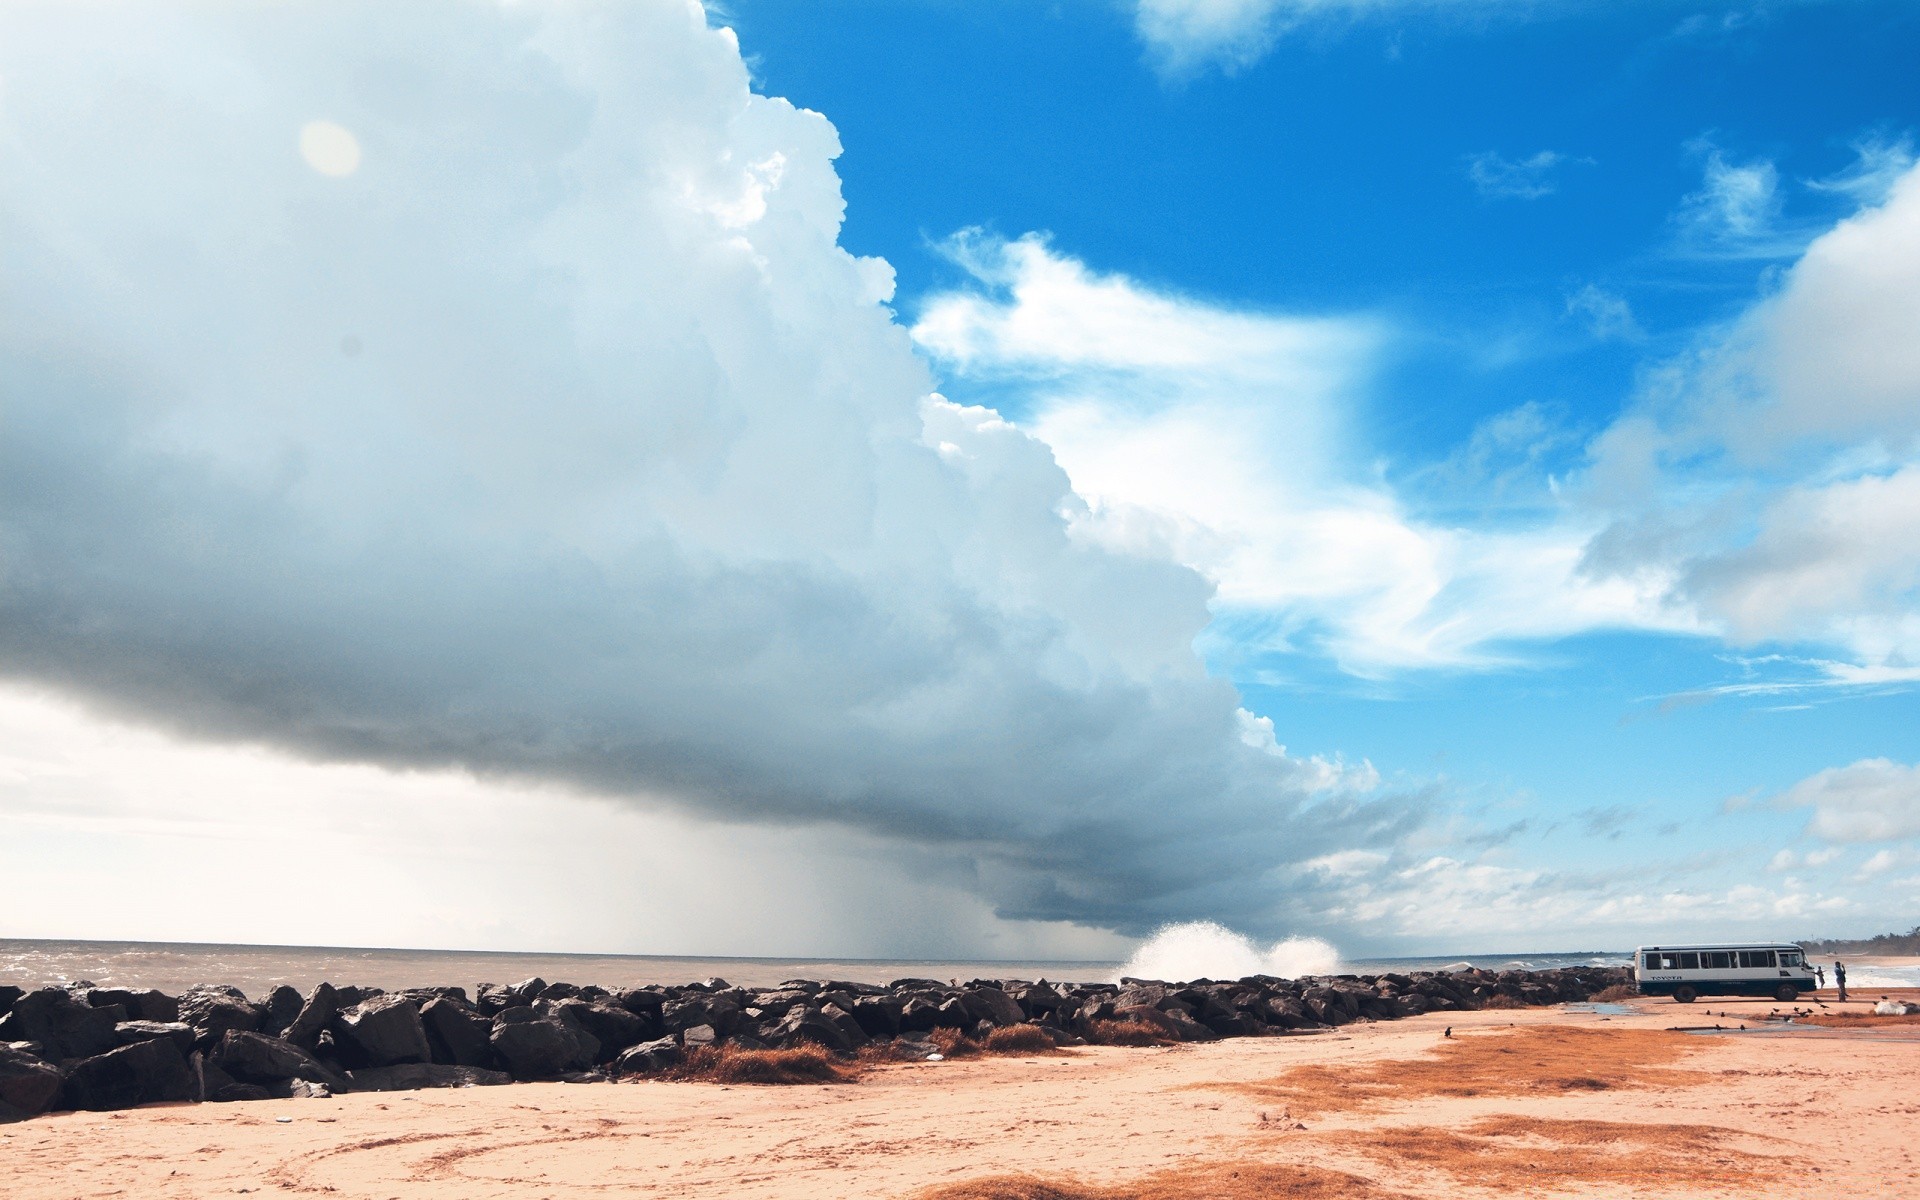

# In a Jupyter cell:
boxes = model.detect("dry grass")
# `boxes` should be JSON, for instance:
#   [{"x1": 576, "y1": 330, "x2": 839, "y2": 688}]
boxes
[
  {"x1": 1324, "y1": 1114, "x2": 1780, "y2": 1189},
  {"x1": 669, "y1": 1044, "x2": 859, "y2": 1085},
  {"x1": 1589, "y1": 983, "x2": 1641, "y2": 1002},
  {"x1": 983, "y1": 1025, "x2": 1066, "y2": 1055},
  {"x1": 929, "y1": 1027, "x2": 983, "y2": 1058},
  {"x1": 1223, "y1": 1025, "x2": 1706, "y2": 1116},
  {"x1": 912, "y1": 1161, "x2": 1408, "y2": 1200},
  {"x1": 1085, "y1": 1019, "x2": 1176, "y2": 1047},
  {"x1": 1480, "y1": 992, "x2": 1524, "y2": 1009}
]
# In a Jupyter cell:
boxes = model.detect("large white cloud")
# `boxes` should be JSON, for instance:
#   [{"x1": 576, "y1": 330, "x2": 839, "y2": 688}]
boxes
[
  {"x1": 1779, "y1": 758, "x2": 1920, "y2": 844},
  {"x1": 0, "y1": 0, "x2": 1405, "y2": 941},
  {"x1": 1582, "y1": 160, "x2": 1920, "y2": 670},
  {"x1": 913, "y1": 234, "x2": 1683, "y2": 674}
]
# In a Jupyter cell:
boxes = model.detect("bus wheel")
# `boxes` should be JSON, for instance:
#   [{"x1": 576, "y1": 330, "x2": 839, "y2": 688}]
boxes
[
  {"x1": 1673, "y1": 985, "x2": 1697, "y2": 1003},
  {"x1": 1776, "y1": 983, "x2": 1799, "y2": 1002}
]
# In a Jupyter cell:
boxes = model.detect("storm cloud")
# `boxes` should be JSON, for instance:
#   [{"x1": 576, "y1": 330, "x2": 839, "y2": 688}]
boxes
[{"x1": 0, "y1": 1, "x2": 1401, "y2": 937}]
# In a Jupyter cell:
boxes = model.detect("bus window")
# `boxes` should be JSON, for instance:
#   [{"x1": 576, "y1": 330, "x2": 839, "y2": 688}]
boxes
[
  {"x1": 1780, "y1": 951, "x2": 1802, "y2": 967},
  {"x1": 1643, "y1": 953, "x2": 1661, "y2": 970},
  {"x1": 1740, "y1": 950, "x2": 1776, "y2": 968},
  {"x1": 1703, "y1": 951, "x2": 1732, "y2": 970},
  {"x1": 1677, "y1": 952, "x2": 1700, "y2": 970}
]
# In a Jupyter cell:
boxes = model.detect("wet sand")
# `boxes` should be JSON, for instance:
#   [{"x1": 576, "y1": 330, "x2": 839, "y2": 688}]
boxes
[{"x1": 7, "y1": 990, "x2": 1916, "y2": 1198}]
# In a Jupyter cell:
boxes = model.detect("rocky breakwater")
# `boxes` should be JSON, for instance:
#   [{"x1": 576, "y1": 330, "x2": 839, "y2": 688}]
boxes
[{"x1": 0, "y1": 964, "x2": 1629, "y2": 1120}]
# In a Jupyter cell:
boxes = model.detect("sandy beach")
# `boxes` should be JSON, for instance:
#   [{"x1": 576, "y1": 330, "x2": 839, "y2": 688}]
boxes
[{"x1": 8, "y1": 987, "x2": 1916, "y2": 1200}]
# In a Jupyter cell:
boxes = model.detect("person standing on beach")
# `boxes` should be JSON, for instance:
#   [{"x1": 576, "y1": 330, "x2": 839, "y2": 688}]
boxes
[
  {"x1": 1815, "y1": 965, "x2": 1825, "y2": 988},
  {"x1": 1834, "y1": 960, "x2": 1847, "y2": 1002}
]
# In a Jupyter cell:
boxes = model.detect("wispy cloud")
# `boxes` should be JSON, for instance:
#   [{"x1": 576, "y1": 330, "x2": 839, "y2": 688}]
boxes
[
  {"x1": 1565, "y1": 284, "x2": 1644, "y2": 342},
  {"x1": 1467, "y1": 150, "x2": 1575, "y2": 200}
]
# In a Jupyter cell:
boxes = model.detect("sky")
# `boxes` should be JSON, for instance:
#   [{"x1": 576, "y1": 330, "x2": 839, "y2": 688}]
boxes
[{"x1": 1, "y1": 0, "x2": 1916, "y2": 960}]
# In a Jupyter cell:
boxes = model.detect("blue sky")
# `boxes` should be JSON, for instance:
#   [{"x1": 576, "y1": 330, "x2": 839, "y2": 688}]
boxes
[
  {"x1": 0, "y1": 0, "x2": 1916, "y2": 958},
  {"x1": 723, "y1": 0, "x2": 1920, "y2": 938}
]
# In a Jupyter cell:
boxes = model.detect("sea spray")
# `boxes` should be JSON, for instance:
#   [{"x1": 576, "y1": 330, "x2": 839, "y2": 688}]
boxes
[{"x1": 1114, "y1": 921, "x2": 1341, "y2": 984}]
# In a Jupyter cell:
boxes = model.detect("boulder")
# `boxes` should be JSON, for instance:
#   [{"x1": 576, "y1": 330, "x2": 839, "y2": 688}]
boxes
[
  {"x1": 59, "y1": 1038, "x2": 196, "y2": 1110},
  {"x1": 283, "y1": 983, "x2": 339, "y2": 1050},
  {"x1": 850, "y1": 995, "x2": 902, "y2": 1037},
  {"x1": 421, "y1": 998, "x2": 494, "y2": 1067},
  {"x1": 558, "y1": 1000, "x2": 649, "y2": 1059},
  {"x1": 0, "y1": 985, "x2": 22, "y2": 1018},
  {"x1": 1114, "y1": 1004, "x2": 1184, "y2": 1040},
  {"x1": 961, "y1": 987, "x2": 1024, "y2": 1027},
  {"x1": 681, "y1": 1023, "x2": 718, "y2": 1049},
  {"x1": 535, "y1": 1001, "x2": 602, "y2": 1066},
  {"x1": 489, "y1": 1019, "x2": 579, "y2": 1081},
  {"x1": 345, "y1": 1063, "x2": 511, "y2": 1091},
  {"x1": 0, "y1": 988, "x2": 120, "y2": 1060},
  {"x1": 612, "y1": 1037, "x2": 681, "y2": 1076},
  {"x1": 260, "y1": 986, "x2": 304, "y2": 1037},
  {"x1": 333, "y1": 996, "x2": 431, "y2": 1068},
  {"x1": 0, "y1": 1043, "x2": 63, "y2": 1119},
  {"x1": 177, "y1": 986, "x2": 261, "y2": 1050},
  {"x1": 114, "y1": 1020, "x2": 197, "y2": 1054},
  {"x1": 209, "y1": 1031, "x2": 346, "y2": 1090},
  {"x1": 614, "y1": 988, "x2": 667, "y2": 1018},
  {"x1": 771, "y1": 1004, "x2": 866, "y2": 1052}
]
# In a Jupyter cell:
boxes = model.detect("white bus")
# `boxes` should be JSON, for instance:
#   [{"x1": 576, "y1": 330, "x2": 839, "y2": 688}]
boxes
[{"x1": 1634, "y1": 942, "x2": 1816, "y2": 1003}]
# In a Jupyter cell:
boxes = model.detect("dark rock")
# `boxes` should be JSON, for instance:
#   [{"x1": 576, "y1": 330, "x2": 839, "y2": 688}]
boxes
[
  {"x1": 536, "y1": 982, "x2": 582, "y2": 1002},
  {"x1": 771, "y1": 1003, "x2": 866, "y2": 1052},
  {"x1": 85, "y1": 988, "x2": 143, "y2": 1012},
  {"x1": 850, "y1": 995, "x2": 902, "y2": 1037},
  {"x1": 285, "y1": 983, "x2": 339, "y2": 1050},
  {"x1": 612, "y1": 1037, "x2": 680, "y2": 1075},
  {"x1": 334, "y1": 996, "x2": 430, "y2": 1068},
  {"x1": 494, "y1": 1005, "x2": 537, "y2": 1025},
  {"x1": 475, "y1": 983, "x2": 517, "y2": 1015},
  {"x1": 1114, "y1": 1005, "x2": 1185, "y2": 1040},
  {"x1": 421, "y1": 998, "x2": 494, "y2": 1067},
  {"x1": 59, "y1": 1038, "x2": 195, "y2": 1110},
  {"x1": 681, "y1": 1023, "x2": 718, "y2": 1048},
  {"x1": 114, "y1": 1020, "x2": 197, "y2": 1054},
  {"x1": 0, "y1": 985, "x2": 22, "y2": 1018},
  {"x1": 489, "y1": 1019, "x2": 578, "y2": 1081},
  {"x1": 332, "y1": 986, "x2": 381, "y2": 1008},
  {"x1": 505, "y1": 978, "x2": 548, "y2": 1005},
  {"x1": 130, "y1": 990, "x2": 180, "y2": 1023},
  {"x1": 0, "y1": 1043, "x2": 63, "y2": 1119},
  {"x1": 260, "y1": 986, "x2": 304, "y2": 1037},
  {"x1": 961, "y1": 987, "x2": 1024, "y2": 1027},
  {"x1": 345, "y1": 1063, "x2": 510, "y2": 1091},
  {"x1": 0, "y1": 988, "x2": 120, "y2": 1060},
  {"x1": 209, "y1": 1031, "x2": 346, "y2": 1090},
  {"x1": 178, "y1": 986, "x2": 261, "y2": 1050},
  {"x1": 614, "y1": 988, "x2": 667, "y2": 1018},
  {"x1": 557, "y1": 1000, "x2": 649, "y2": 1059}
]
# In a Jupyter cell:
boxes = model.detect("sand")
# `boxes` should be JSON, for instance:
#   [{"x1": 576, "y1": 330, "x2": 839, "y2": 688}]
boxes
[{"x1": 7, "y1": 990, "x2": 1916, "y2": 1199}]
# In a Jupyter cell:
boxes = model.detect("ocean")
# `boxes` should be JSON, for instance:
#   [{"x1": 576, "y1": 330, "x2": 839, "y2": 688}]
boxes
[{"x1": 0, "y1": 938, "x2": 1635, "y2": 996}]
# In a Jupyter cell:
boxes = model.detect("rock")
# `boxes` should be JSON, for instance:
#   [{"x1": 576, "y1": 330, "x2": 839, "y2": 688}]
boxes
[
  {"x1": 59, "y1": 1038, "x2": 196, "y2": 1110},
  {"x1": 612, "y1": 1037, "x2": 681, "y2": 1075},
  {"x1": 535, "y1": 1001, "x2": 601, "y2": 1067},
  {"x1": 0, "y1": 985, "x2": 22, "y2": 1018},
  {"x1": 281, "y1": 1078, "x2": 333, "y2": 1099},
  {"x1": 333, "y1": 996, "x2": 430, "y2": 1067},
  {"x1": 84, "y1": 988, "x2": 144, "y2": 1013},
  {"x1": 771, "y1": 1004, "x2": 866, "y2": 1052},
  {"x1": 283, "y1": 983, "x2": 339, "y2": 1050},
  {"x1": 1114, "y1": 1005, "x2": 1185, "y2": 1040},
  {"x1": 0, "y1": 1043, "x2": 64, "y2": 1119},
  {"x1": 177, "y1": 986, "x2": 261, "y2": 1050},
  {"x1": 260, "y1": 986, "x2": 304, "y2": 1037},
  {"x1": 114, "y1": 1020, "x2": 198, "y2": 1054},
  {"x1": 0, "y1": 988, "x2": 120, "y2": 1060},
  {"x1": 614, "y1": 988, "x2": 667, "y2": 1018},
  {"x1": 681, "y1": 1023, "x2": 718, "y2": 1049},
  {"x1": 345, "y1": 1063, "x2": 511, "y2": 1091},
  {"x1": 555, "y1": 1000, "x2": 648, "y2": 1059},
  {"x1": 850, "y1": 995, "x2": 902, "y2": 1037},
  {"x1": 421, "y1": 998, "x2": 494, "y2": 1067},
  {"x1": 209, "y1": 1031, "x2": 346, "y2": 1091},
  {"x1": 475, "y1": 983, "x2": 517, "y2": 1015},
  {"x1": 961, "y1": 987, "x2": 1024, "y2": 1027},
  {"x1": 505, "y1": 978, "x2": 548, "y2": 1005},
  {"x1": 489, "y1": 1019, "x2": 578, "y2": 1081}
]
